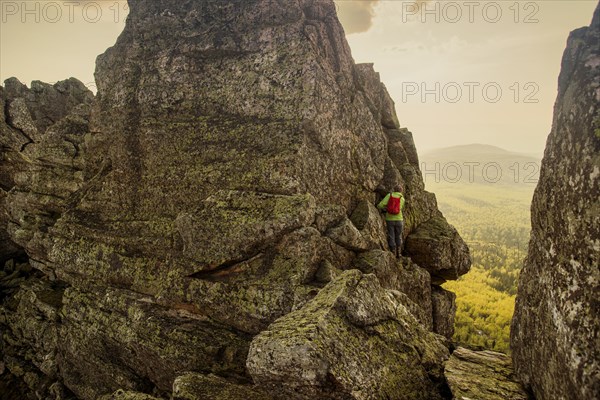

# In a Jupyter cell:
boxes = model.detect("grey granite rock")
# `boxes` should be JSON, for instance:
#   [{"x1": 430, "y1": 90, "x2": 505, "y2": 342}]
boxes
[
  {"x1": 0, "y1": 0, "x2": 471, "y2": 398},
  {"x1": 511, "y1": 4, "x2": 600, "y2": 400},
  {"x1": 247, "y1": 270, "x2": 449, "y2": 400}
]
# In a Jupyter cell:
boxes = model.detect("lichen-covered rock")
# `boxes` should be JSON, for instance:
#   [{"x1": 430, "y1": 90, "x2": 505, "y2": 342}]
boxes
[
  {"x1": 354, "y1": 63, "x2": 400, "y2": 130},
  {"x1": 405, "y1": 215, "x2": 471, "y2": 284},
  {"x1": 173, "y1": 373, "x2": 272, "y2": 400},
  {"x1": 353, "y1": 251, "x2": 433, "y2": 329},
  {"x1": 175, "y1": 190, "x2": 316, "y2": 269},
  {"x1": 1, "y1": 0, "x2": 470, "y2": 398},
  {"x1": 0, "y1": 264, "x2": 77, "y2": 400},
  {"x1": 393, "y1": 128, "x2": 420, "y2": 168},
  {"x1": 2, "y1": 0, "x2": 465, "y2": 326},
  {"x1": 58, "y1": 286, "x2": 251, "y2": 399},
  {"x1": 2, "y1": 78, "x2": 93, "y2": 136},
  {"x1": 326, "y1": 217, "x2": 371, "y2": 252},
  {"x1": 7, "y1": 102, "x2": 91, "y2": 267},
  {"x1": 511, "y1": 5, "x2": 600, "y2": 400},
  {"x1": 99, "y1": 390, "x2": 162, "y2": 400},
  {"x1": 0, "y1": 372, "x2": 34, "y2": 400},
  {"x1": 186, "y1": 227, "x2": 354, "y2": 334},
  {"x1": 2, "y1": 277, "x2": 64, "y2": 379},
  {"x1": 0, "y1": 78, "x2": 92, "y2": 265},
  {"x1": 445, "y1": 347, "x2": 529, "y2": 400},
  {"x1": 431, "y1": 286, "x2": 456, "y2": 339},
  {"x1": 247, "y1": 270, "x2": 449, "y2": 400},
  {"x1": 349, "y1": 200, "x2": 388, "y2": 250}
]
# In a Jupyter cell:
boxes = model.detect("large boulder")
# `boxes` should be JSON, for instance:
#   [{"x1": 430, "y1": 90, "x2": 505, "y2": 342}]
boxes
[
  {"x1": 0, "y1": 0, "x2": 471, "y2": 398},
  {"x1": 511, "y1": 4, "x2": 600, "y2": 400},
  {"x1": 2, "y1": 0, "x2": 464, "y2": 321},
  {"x1": 405, "y1": 215, "x2": 471, "y2": 284},
  {"x1": 349, "y1": 200, "x2": 388, "y2": 250},
  {"x1": 247, "y1": 270, "x2": 449, "y2": 400}
]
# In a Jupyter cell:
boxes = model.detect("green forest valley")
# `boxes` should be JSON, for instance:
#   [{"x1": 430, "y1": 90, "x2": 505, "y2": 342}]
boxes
[{"x1": 421, "y1": 144, "x2": 540, "y2": 353}]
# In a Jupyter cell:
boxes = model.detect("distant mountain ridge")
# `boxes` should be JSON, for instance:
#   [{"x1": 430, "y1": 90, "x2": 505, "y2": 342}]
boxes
[
  {"x1": 422, "y1": 144, "x2": 540, "y2": 160},
  {"x1": 420, "y1": 144, "x2": 541, "y2": 186},
  {"x1": 425, "y1": 143, "x2": 528, "y2": 155},
  {"x1": 425, "y1": 143, "x2": 538, "y2": 355}
]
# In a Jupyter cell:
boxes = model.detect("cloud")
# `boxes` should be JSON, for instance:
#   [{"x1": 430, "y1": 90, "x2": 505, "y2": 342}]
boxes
[
  {"x1": 335, "y1": 1, "x2": 430, "y2": 35},
  {"x1": 335, "y1": 0, "x2": 379, "y2": 34}
]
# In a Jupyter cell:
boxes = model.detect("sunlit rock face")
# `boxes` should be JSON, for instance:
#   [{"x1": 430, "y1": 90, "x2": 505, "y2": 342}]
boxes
[
  {"x1": 511, "y1": 4, "x2": 600, "y2": 400},
  {"x1": 1, "y1": 0, "x2": 470, "y2": 398}
]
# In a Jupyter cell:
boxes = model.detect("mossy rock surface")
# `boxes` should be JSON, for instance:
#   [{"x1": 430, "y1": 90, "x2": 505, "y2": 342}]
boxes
[
  {"x1": 173, "y1": 373, "x2": 273, "y2": 400},
  {"x1": 99, "y1": 390, "x2": 162, "y2": 400},
  {"x1": 247, "y1": 270, "x2": 449, "y2": 400},
  {"x1": 176, "y1": 190, "x2": 316, "y2": 269},
  {"x1": 0, "y1": 0, "x2": 473, "y2": 398},
  {"x1": 511, "y1": 5, "x2": 600, "y2": 399},
  {"x1": 431, "y1": 286, "x2": 456, "y2": 339},
  {"x1": 445, "y1": 347, "x2": 529, "y2": 400},
  {"x1": 59, "y1": 286, "x2": 251, "y2": 399},
  {"x1": 353, "y1": 251, "x2": 432, "y2": 329}
]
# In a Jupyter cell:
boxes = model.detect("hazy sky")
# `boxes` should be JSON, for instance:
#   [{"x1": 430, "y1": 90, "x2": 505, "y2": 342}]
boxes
[{"x1": 1, "y1": 0, "x2": 598, "y2": 154}]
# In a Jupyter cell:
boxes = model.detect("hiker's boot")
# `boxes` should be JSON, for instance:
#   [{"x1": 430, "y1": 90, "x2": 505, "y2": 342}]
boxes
[{"x1": 395, "y1": 247, "x2": 400, "y2": 259}]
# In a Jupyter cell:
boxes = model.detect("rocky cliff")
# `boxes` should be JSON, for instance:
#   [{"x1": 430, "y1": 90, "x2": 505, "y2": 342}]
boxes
[
  {"x1": 511, "y1": 3, "x2": 600, "y2": 400},
  {"x1": 0, "y1": 1, "x2": 470, "y2": 399}
]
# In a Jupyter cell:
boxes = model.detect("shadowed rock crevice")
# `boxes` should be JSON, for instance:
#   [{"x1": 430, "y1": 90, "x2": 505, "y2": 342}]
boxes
[
  {"x1": 188, "y1": 253, "x2": 265, "y2": 283},
  {"x1": 0, "y1": 256, "x2": 78, "y2": 400}
]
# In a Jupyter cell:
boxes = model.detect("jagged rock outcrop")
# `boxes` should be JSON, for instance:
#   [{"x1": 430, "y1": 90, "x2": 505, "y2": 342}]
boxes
[
  {"x1": 1, "y1": 0, "x2": 470, "y2": 398},
  {"x1": 0, "y1": 78, "x2": 93, "y2": 265},
  {"x1": 0, "y1": 78, "x2": 93, "y2": 397},
  {"x1": 511, "y1": 3, "x2": 600, "y2": 400},
  {"x1": 247, "y1": 270, "x2": 449, "y2": 400},
  {"x1": 445, "y1": 347, "x2": 529, "y2": 400}
]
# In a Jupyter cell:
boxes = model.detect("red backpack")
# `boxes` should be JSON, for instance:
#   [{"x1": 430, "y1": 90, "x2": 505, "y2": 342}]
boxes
[{"x1": 386, "y1": 193, "x2": 401, "y2": 215}]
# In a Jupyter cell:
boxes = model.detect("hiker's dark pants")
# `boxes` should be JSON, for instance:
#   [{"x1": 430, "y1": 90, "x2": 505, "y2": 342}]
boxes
[{"x1": 386, "y1": 220, "x2": 404, "y2": 251}]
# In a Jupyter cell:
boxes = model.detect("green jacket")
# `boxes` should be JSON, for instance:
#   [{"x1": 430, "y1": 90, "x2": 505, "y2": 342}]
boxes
[{"x1": 378, "y1": 192, "x2": 405, "y2": 221}]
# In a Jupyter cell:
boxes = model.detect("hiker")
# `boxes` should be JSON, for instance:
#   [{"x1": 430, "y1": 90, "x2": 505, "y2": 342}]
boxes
[{"x1": 377, "y1": 185, "x2": 405, "y2": 259}]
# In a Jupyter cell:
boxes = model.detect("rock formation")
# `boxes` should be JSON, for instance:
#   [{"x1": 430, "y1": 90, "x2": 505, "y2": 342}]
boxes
[
  {"x1": 445, "y1": 347, "x2": 529, "y2": 400},
  {"x1": 0, "y1": 78, "x2": 93, "y2": 266},
  {"x1": 0, "y1": 0, "x2": 471, "y2": 399},
  {"x1": 511, "y1": 3, "x2": 600, "y2": 400}
]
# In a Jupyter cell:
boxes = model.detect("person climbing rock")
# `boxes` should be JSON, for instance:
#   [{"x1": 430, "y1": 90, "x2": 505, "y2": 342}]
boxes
[{"x1": 378, "y1": 185, "x2": 405, "y2": 259}]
